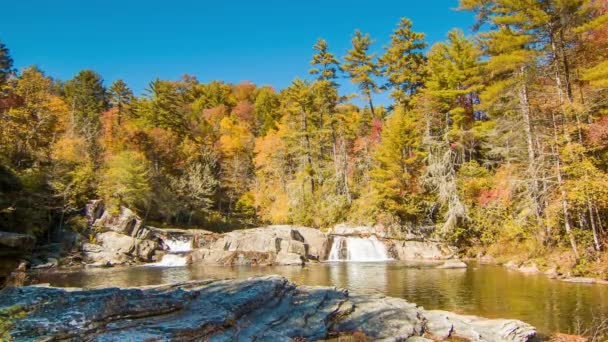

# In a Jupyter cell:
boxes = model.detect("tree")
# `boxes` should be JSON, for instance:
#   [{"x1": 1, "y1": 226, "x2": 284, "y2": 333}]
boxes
[
  {"x1": 310, "y1": 38, "x2": 341, "y2": 83},
  {"x1": 369, "y1": 107, "x2": 426, "y2": 223},
  {"x1": 423, "y1": 29, "x2": 483, "y2": 235},
  {"x1": 343, "y1": 30, "x2": 381, "y2": 116},
  {"x1": 0, "y1": 40, "x2": 14, "y2": 88},
  {"x1": 98, "y1": 150, "x2": 151, "y2": 212},
  {"x1": 108, "y1": 79, "x2": 133, "y2": 125},
  {"x1": 171, "y1": 161, "x2": 217, "y2": 225},
  {"x1": 459, "y1": 0, "x2": 546, "y2": 232},
  {"x1": 379, "y1": 18, "x2": 427, "y2": 108},
  {"x1": 64, "y1": 70, "x2": 108, "y2": 161},
  {"x1": 2, "y1": 66, "x2": 67, "y2": 168}
]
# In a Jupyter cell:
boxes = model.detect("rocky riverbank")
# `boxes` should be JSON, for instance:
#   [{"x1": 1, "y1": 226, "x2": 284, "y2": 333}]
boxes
[
  {"x1": 6, "y1": 200, "x2": 459, "y2": 274},
  {"x1": 0, "y1": 275, "x2": 536, "y2": 341}
]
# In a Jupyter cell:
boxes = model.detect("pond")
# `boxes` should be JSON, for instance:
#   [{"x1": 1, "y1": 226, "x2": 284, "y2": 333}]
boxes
[{"x1": 33, "y1": 261, "x2": 608, "y2": 338}]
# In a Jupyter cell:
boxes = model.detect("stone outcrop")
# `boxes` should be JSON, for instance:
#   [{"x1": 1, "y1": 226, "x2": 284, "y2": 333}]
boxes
[
  {"x1": 0, "y1": 231, "x2": 35, "y2": 255},
  {"x1": 0, "y1": 276, "x2": 536, "y2": 341},
  {"x1": 386, "y1": 240, "x2": 455, "y2": 260},
  {"x1": 191, "y1": 225, "x2": 328, "y2": 266},
  {"x1": 82, "y1": 201, "x2": 161, "y2": 266}
]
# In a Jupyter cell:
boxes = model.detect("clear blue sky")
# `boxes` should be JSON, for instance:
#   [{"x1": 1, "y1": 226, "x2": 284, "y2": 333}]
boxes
[{"x1": 1, "y1": 0, "x2": 474, "y2": 103}]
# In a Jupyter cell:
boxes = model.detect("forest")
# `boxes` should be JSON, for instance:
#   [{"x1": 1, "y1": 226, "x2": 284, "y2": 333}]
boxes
[{"x1": 1, "y1": 0, "x2": 608, "y2": 276}]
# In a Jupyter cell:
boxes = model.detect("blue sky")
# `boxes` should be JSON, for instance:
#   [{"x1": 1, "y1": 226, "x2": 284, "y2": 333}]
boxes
[{"x1": 1, "y1": 0, "x2": 475, "y2": 103}]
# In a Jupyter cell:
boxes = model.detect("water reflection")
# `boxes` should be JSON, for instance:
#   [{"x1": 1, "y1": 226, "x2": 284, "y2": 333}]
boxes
[{"x1": 33, "y1": 261, "x2": 608, "y2": 337}]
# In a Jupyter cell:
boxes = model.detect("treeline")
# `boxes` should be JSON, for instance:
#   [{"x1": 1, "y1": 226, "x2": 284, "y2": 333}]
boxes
[{"x1": 1, "y1": 1, "x2": 608, "y2": 271}]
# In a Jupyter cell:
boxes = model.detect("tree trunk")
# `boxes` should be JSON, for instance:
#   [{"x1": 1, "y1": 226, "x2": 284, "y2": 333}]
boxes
[
  {"x1": 518, "y1": 68, "x2": 544, "y2": 227},
  {"x1": 301, "y1": 108, "x2": 315, "y2": 194},
  {"x1": 551, "y1": 111, "x2": 580, "y2": 260}
]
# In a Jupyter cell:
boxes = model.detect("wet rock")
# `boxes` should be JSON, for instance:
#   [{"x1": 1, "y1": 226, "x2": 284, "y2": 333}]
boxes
[
  {"x1": 437, "y1": 259, "x2": 467, "y2": 269},
  {"x1": 0, "y1": 276, "x2": 536, "y2": 342}
]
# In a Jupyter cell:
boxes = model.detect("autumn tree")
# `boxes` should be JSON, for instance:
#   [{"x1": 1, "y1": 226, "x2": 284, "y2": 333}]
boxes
[
  {"x1": 379, "y1": 18, "x2": 427, "y2": 108},
  {"x1": 343, "y1": 30, "x2": 381, "y2": 116},
  {"x1": 98, "y1": 150, "x2": 151, "y2": 212}
]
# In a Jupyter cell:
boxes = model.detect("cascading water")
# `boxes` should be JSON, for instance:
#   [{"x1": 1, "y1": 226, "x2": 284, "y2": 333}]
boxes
[
  {"x1": 163, "y1": 236, "x2": 193, "y2": 253},
  {"x1": 149, "y1": 235, "x2": 193, "y2": 267},
  {"x1": 150, "y1": 253, "x2": 189, "y2": 267},
  {"x1": 328, "y1": 235, "x2": 391, "y2": 262}
]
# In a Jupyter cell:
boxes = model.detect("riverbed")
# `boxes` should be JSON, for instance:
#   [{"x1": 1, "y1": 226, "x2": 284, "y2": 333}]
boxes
[{"x1": 32, "y1": 261, "x2": 608, "y2": 338}]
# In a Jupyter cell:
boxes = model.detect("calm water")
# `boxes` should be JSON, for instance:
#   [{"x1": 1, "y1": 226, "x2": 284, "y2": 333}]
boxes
[{"x1": 33, "y1": 261, "x2": 608, "y2": 338}]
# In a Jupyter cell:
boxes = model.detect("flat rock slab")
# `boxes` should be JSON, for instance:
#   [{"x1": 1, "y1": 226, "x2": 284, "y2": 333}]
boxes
[{"x1": 0, "y1": 276, "x2": 536, "y2": 341}]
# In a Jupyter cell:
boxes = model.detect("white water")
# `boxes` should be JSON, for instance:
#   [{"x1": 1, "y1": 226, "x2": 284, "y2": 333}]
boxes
[
  {"x1": 150, "y1": 254, "x2": 188, "y2": 267},
  {"x1": 164, "y1": 236, "x2": 193, "y2": 253},
  {"x1": 328, "y1": 236, "x2": 391, "y2": 262},
  {"x1": 148, "y1": 235, "x2": 193, "y2": 267}
]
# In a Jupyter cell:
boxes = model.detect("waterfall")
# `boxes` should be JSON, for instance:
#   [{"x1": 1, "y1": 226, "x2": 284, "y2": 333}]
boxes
[
  {"x1": 148, "y1": 235, "x2": 193, "y2": 267},
  {"x1": 327, "y1": 236, "x2": 391, "y2": 262},
  {"x1": 150, "y1": 254, "x2": 188, "y2": 267},
  {"x1": 164, "y1": 236, "x2": 193, "y2": 252}
]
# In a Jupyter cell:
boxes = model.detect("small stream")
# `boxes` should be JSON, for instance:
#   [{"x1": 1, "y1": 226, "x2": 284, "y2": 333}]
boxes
[{"x1": 33, "y1": 261, "x2": 608, "y2": 338}]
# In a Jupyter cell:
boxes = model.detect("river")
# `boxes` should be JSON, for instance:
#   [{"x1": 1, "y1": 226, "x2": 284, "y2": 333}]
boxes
[{"x1": 33, "y1": 260, "x2": 608, "y2": 338}]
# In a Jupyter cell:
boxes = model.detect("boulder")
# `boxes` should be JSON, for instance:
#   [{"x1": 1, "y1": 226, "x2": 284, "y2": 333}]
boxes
[
  {"x1": 276, "y1": 252, "x2": 304, "y2": 265},
  {"x1": 203, "y1": 225, "x2": 327, "y2": 264},
  {"x1": 92, "y1": 206, "x2": 150, "y2": 239},
  {"x1": 82, "y1": 231, "x2": 160, "y2": 265},
  {"x1": 518, "y1": 263, "x2": 540, "y2": 274},
  {"x1": 0, "y1": 276, "x2": 537, "y2": 341},
  {"x1": 388, "y1": 240, "x2": 455, "y2": 260},
  {"x1": 0, "y1": 231, "x2": 35, "y2": 254},
  {"x1": 437, "y1": 259, "x2": 468, "y2": 269},
  {"x1": 190, "y1": 248, "x2": 275, "y2": 266}
]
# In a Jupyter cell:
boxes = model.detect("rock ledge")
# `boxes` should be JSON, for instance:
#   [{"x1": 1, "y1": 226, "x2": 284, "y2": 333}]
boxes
[{"x1": 1, "y1": 276, "x2": 536, "y2": 341}]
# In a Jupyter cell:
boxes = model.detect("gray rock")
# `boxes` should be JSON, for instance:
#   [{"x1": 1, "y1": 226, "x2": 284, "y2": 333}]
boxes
[
  {"x1": 0, "y1": 231, "x2": 35, "y2": 253},
  {"x1": 275, "y1": 252, "x2": 303, "y2": 265},
  {"x1": 425, "y1": 310, "x2": 537, "y2": 342},
  {"x1": 388, "y1": 240, "x2": 455, "y2": 260},
  {"x1": 0, "y1": 276, "x2": 536, "y2": 342},
  {"x1": 200, "y1": 225, "x2": 327, "y2": 265}
]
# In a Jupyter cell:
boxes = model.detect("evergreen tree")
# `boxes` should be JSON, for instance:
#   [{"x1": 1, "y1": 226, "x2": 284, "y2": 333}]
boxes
[
  {"x1": 64, "y1": 70, "x2": 108, "y2": 161},
  {"x1": 379, "y1": 18, "x2": 427, "y2": 108},
  {"x1": 343, "y1": 30, "x2": 381, "y2": 116},
  {"x1": 108, "y1": 79, "x2": 133, "y2": 125},
  {"x1": 0, "y1": 40, "x2": 13, "y2": 88},
  {"x1": 309, "y1": 38, "x2": 341, "y2": 83}
]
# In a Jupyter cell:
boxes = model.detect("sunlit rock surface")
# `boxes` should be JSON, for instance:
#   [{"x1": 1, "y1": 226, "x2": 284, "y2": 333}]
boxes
[{"x1": 1, "y1": 276, "x2": 536, "y2": 341}]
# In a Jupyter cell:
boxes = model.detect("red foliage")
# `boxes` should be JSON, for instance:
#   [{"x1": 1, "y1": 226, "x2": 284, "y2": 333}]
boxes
[
  {"x1": 232, "y1": 81, "x2": 256, "y2": 101},
  {"x1": 0, "y1": 93, "x2": 23, "y2": 113},
  {"x1": 587, "y1": 115, "x2": 608, "y2": 149},
  {"x1": 233, "y1": 100, "x2": 255, "y2": 126},
  {"x1": 478, "y1": 188, "x2": 510, "y2": 207},
  {"x1": 370, "y1": 118, "x2": 383, "y2": 144},
  {"x1": 203, "y1": 105, "x2": 228, "y2": 130}
]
